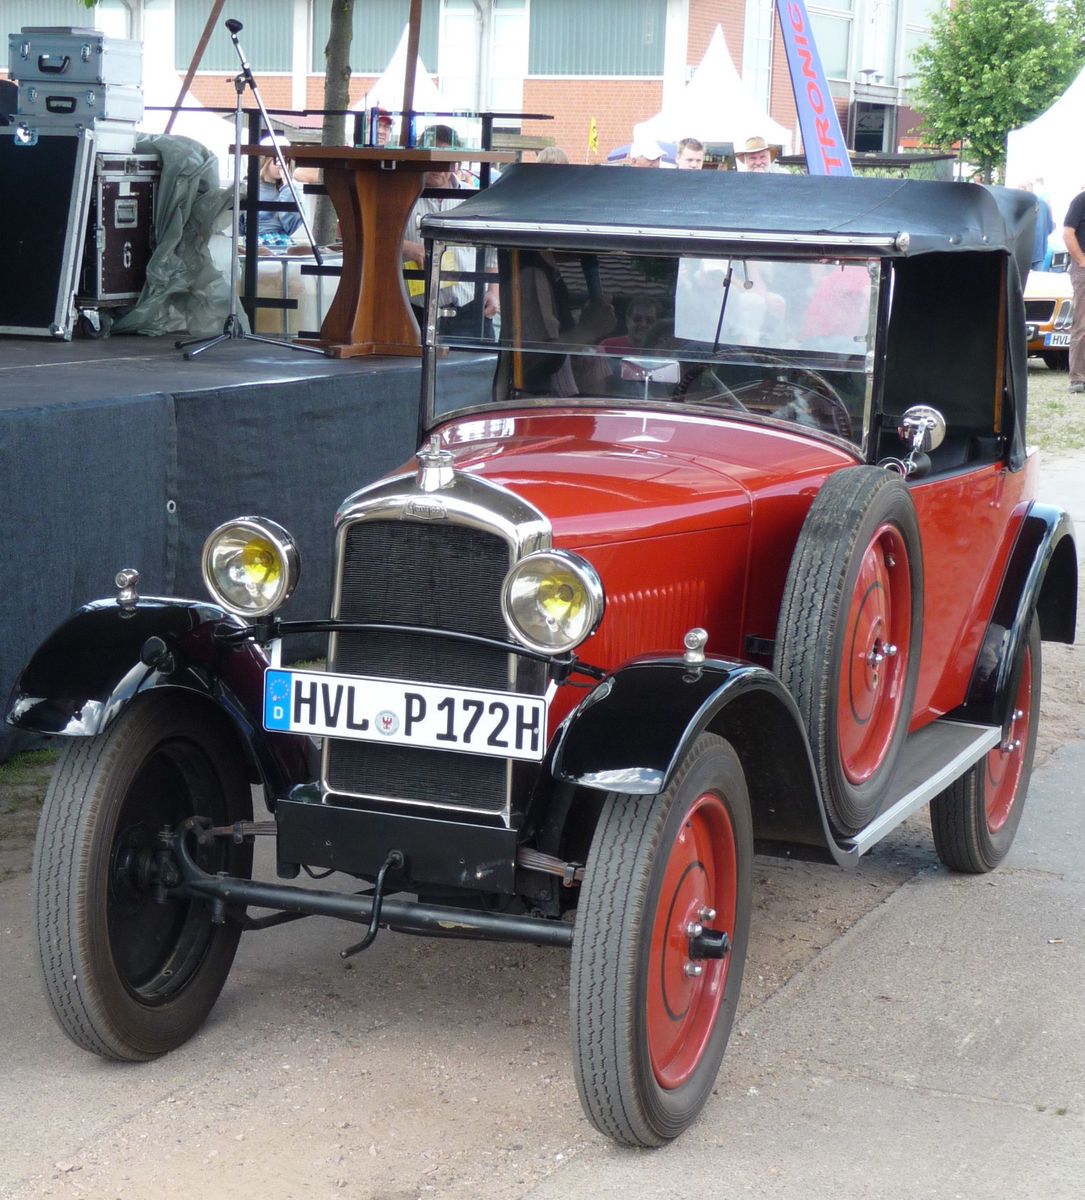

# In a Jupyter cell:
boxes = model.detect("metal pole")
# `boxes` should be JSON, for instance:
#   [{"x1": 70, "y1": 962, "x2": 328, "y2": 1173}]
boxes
[
  {"x1": 225, "y1": 19, "x2": 323, "y2": 267},
  {"x1": 401, "y1": 0, "x2": 423, "y2": 147},
  {"x1": 165, "y1": 0, "x2": 228, "y2": 135}
]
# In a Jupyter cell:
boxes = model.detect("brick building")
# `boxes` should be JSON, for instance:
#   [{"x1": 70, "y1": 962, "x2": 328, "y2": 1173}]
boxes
[{"x1": 1, "y1": 0, "x2": 936, "y2": 161}]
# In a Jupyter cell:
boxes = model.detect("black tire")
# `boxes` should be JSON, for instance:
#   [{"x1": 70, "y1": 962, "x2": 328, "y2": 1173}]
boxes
[
  {"x1": 570, "y1": 734, "x2": 753, "y2": 1147},
  {"x1": 32, "y1": 694, "x2": 253, "y2": 1060},
  {"x1": 1041, "y1": 351, "x2": 1068, "y2": 371},
  {"x1": 774, "y1": 466, "x2": 923, "y2": 837},
  {"x1": 931, "y1": 616, "x2": 1041, "y2": 872}
]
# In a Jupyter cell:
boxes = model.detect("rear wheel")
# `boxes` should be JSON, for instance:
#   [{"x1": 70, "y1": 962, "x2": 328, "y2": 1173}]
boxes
[
  {"x1": 930, "y1": 617, "x2": 1041, "y2": 872},
  {"x1": 32, "y1": 694, "x2": 253, "y2": 1060},
  {"x1": 570, "y1": 734, "x2": 752, "y2": 1147}
]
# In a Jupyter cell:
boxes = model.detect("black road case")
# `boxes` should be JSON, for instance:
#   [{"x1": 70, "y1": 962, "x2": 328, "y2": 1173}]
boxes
[
  {"x1": 78, "y1": 152, "x2": 159, "y2": 305},
  {"x1": 0, "y1": 126, "x2": 95, "y2": 338}
]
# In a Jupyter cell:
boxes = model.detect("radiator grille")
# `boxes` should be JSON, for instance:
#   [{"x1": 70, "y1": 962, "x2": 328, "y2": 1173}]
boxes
[
  {"x1": 1024, "y1": 299, "x2": 1056, "y2": 323},
  {"x1": 325, "y1": 519, "x2": 544, "y2": 816}
]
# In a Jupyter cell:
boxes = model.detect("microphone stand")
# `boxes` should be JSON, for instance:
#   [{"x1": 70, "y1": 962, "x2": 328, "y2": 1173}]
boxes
[{"x1": 177, "y1": 17, "x2": 326, "y2": 359}]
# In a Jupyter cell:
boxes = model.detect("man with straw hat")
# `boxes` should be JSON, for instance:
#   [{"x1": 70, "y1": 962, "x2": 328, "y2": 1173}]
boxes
[{"x1": 734, "y1": 135, "x2": 782, "y2": 173}]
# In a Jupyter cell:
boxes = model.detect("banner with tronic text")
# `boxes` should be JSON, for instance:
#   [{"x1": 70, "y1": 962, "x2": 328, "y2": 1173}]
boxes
[{"x1": 774, "y1": 0, "x2": 853, "y2": 176}]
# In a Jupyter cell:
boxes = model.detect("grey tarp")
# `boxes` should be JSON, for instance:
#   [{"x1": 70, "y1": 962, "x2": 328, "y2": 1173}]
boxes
[{"x1": 112, "y1": 134, "x2": 238, "y2": 337}]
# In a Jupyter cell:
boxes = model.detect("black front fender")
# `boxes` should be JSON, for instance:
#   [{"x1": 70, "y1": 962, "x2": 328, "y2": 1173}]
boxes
[
  {"x1": 550, "y1": 657, "x2": 849, "y2": 865},
  {"x1": 5, "y1": 598, "x2": 312, "y2": 799}
]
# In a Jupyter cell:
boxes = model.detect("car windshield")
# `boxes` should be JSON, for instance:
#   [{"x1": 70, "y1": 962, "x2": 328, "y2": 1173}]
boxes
[{"x1": 427, "y1": 247, "x2": 880, "y2": 447}]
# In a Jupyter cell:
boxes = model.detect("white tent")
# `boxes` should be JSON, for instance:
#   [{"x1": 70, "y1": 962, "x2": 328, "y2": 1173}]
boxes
[
  {"x1": 1006, "y1": 65, "x2": 1085, "y2": 242},
  {"x1": 139, "y1": 37, "x2": 234, "y2": 183},
  {"x1": 352, "y1": 25, "x2": 459, "y2": 142},
  {"x1": 633, "y1": 26, "x2": 792, "y2": 155}
]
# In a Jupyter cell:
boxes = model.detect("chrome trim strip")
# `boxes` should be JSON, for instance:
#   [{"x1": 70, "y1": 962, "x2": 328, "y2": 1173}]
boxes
[
  {"x1": 333, "y1": 469, "x2": 550, "y2": 559},
  {"x1": 421, "y1": 218, "x2": 904, "y2": 254},
  {"x1": 845, "y1": 722, "x2": 1000, "y2": 856}
]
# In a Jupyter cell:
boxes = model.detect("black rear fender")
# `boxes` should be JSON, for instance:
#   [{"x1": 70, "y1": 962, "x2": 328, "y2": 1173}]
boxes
[
  {"x1": 962, "y1": 503, "x2": 1076, "y2": 727},
  {"x1": 549, "y1": 658, "x2": 849, "y2": 865},
  {"x1": 5, "y1": 598, "x2": 312, "y2": 801}
]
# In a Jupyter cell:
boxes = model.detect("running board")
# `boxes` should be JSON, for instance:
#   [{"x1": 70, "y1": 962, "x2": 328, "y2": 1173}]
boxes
[{"x1": 846, "y1": 720, "x2": 1000, "y2": 857}]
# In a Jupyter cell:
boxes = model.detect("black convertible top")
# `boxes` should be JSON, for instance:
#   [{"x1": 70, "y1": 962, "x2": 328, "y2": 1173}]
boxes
[
  {"x1": 423, "y1": 163, "x2": 1036, "y2": 473},
  {"x1": 422, "y1": 164, "x2": 1035, "y2": 274}
]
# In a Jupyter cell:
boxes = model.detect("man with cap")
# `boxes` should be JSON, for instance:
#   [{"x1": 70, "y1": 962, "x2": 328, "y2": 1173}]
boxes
[
  {"x1": 735, "y1": 135, "x2": 782, "y2": 173},
  {"x1": 374, "y1": 107, "x2": 394, "y2": 146},
  {"x1": 629, "y1": 138, "x2": 664, "y2": 168}
]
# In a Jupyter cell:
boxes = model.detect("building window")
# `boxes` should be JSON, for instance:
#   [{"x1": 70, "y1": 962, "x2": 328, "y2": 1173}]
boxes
[
  {"x1": 2, "y1": 1, "x2": 100, "y2": 41},
  {"x1": 488, "y1": 0, "x2": 529, "y2": 113},
  {"x1": 901, "y1": 0, "x2": 938, "y2": 73},
  {"x1": 742, "y1": 0, "x2": 773, "y2": 110},
  {"x1": 310, "y1": 0, "x2": 440, "y2": 75},
  {"x1": 808, "y1": 8, "x2": 852, "y2": 81},
  {"x1": 528, "y1": 0, "x2": 666, "y2": 76},
  {"x1": 175, "y1": 0, "x2": 294, "y2": 73}
]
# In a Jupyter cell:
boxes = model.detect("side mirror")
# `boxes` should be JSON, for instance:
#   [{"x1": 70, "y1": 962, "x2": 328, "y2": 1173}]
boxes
[{"x1": 898, "y1": 405, "x2": 946, "y2": 455}]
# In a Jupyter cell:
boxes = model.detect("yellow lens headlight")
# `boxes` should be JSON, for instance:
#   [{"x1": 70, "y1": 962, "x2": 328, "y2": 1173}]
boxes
[
  {"x1": 501, "y1": 550, "x2": 604, "y2": 654},
  {"x1": 201, "y1": 517, "x2": 300, "y2": 617}
]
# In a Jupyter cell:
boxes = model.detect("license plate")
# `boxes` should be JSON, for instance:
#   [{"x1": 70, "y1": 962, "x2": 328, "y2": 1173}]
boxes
[
  {"x1": 1045, "y1": 332, "x2": 1071, "y2": 347},
  {"x1": 263, "y1": 668, "x2": 547, "y2": 762}
]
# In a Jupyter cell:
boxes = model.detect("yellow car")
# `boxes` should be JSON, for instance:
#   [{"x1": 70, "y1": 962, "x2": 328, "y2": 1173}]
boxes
[{"x1": 1025, "y1": 267, "x2": 1072, "y2": 369}]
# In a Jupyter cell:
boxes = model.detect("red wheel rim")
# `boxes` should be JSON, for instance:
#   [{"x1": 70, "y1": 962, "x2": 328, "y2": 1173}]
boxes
[
  {"x1": 646, "y1": 791, "x2": 737, "y2": 1090},
  {"x1": 985, "y1": 646, "x2": 1033, "y2": 832},
  {"x1": 837, "y1": 523, "x2": 911, "y2": 785}
]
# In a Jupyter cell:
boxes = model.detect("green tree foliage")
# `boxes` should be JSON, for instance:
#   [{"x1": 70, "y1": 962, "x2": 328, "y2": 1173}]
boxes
[{"x1": 911, "y1": 0, "x2": 1084, "y2": 181}]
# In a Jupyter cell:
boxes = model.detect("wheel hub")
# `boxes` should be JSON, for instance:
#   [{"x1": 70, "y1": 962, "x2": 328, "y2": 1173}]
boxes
[{"x1": 111, "y1": 837, "x2": 158, "y2": 905}]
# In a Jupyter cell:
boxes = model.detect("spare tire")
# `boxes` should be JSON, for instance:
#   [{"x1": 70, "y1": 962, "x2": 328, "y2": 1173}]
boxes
[{"x1": 774, "y1": 466, "x2": 923, "y2": 837}]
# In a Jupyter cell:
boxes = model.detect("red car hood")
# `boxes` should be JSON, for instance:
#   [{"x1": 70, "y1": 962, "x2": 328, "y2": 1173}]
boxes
[{"x1": 439, "y1": 408, "x2": 858, "y2": 545}]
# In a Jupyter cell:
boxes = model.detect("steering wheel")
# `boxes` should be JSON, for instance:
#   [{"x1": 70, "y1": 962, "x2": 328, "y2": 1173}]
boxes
[
  {"x1": 770, "y1": 368, "x2": 853, "y2": 440},
  {"x1": 671, "y1": 363, "x2": 749, "y2": 412}
]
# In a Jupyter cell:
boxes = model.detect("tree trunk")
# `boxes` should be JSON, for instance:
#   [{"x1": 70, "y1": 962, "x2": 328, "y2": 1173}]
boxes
[{"x1": 315, "y1": 0, "x2": 354, "y2": 246}]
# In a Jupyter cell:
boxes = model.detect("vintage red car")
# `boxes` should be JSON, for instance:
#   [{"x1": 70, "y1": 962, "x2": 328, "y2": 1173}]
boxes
[{"x1": 7, "y1": 167, "x2": 1078, "y2": 1148}]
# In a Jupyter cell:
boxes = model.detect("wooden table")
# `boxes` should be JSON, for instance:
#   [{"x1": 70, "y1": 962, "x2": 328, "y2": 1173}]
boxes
[{"x1": 244, "y1": 146, "x2": 512, "y2": 358}]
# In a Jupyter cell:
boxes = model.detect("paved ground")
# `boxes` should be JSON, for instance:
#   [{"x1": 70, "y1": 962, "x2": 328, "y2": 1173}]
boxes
[{"x1": 522, "y1": 740, "x2": 1085, "y2": 1200}]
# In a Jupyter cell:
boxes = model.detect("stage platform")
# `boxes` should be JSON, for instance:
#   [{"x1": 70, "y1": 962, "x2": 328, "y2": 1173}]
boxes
[{"x1": 0, "y1": 334, "x2": 427, "y2": 758}]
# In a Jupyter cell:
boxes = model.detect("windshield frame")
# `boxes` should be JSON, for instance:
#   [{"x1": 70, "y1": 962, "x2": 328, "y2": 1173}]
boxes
[{"x1": 420, "y1": 239, "x2": 886, "y2": 459}]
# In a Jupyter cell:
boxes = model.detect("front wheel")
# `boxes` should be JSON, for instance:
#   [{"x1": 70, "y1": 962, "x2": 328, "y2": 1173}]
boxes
[
  {"x1": 32, "y1": 694, "x2": 253, "y2": 1060},
  {"x1": 930, "y1": 616, "x2": 1041, "y2": 872},
  {"x1": 570, "y1": 734, "x2": 753, "y2": 1146}
]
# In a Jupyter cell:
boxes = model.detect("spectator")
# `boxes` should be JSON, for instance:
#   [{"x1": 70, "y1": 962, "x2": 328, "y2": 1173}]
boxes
[
  {"x1": 240, "y1": 137, "x2": 304, "y2": 246},
  {"x1": 629, "y1": 139, "x2": 664, "y2": 168},
  {"x1": 735, "y1": 135, "x2": 782, "y2": 174},
  {"x1": 1062, "y1": 187, "x2": 1085, "y2": 393},
  {"x1": 676, "y1": 137, "x2": 705, "y2": 170},
  {"x1": 375, "y1": 107, "x2": 393, "y2": 146},
  {"x1": 536, "y1": 146, "x2": 570, "y2": 164},
  {"x1": 403, "y1": 126, "x2": 499, "y2": 338},
  {"x1": 1019, "y1": 180, "x2": 1054, "y2": 272},
  {"x1": 599, "y1": 296, "x2": 660, "y2": 354}
]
